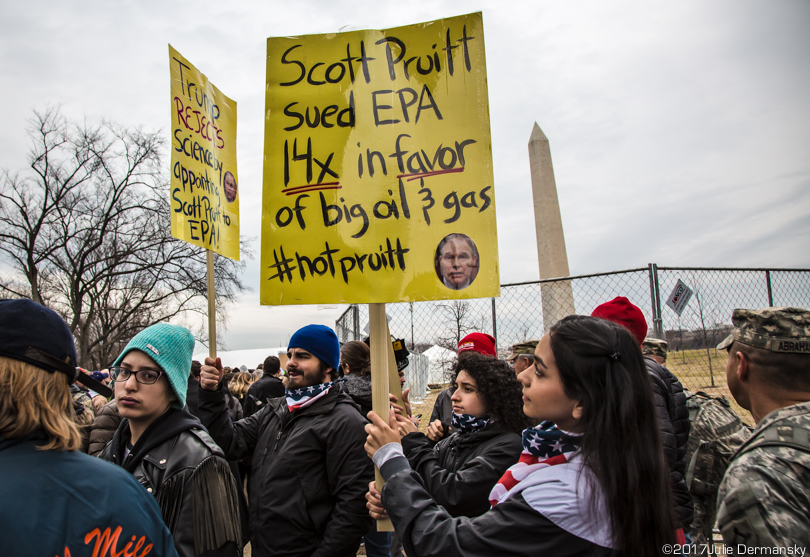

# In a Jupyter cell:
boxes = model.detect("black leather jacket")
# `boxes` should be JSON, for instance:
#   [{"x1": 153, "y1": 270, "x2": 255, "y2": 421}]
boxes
[
  {"x1": 100, "y1": 408, "x2": 246, "y2": 557},
  {"x1": 402, "y1": 424, "x2": 522, "y2": 517}
]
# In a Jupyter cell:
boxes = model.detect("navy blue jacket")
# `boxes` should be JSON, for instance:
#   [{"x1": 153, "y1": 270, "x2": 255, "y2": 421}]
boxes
[{"x1": 0, "y1": 434, "x2": 177, "y2": 557}]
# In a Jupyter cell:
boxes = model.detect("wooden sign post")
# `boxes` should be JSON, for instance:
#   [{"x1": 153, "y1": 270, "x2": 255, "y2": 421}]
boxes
[
  {"x1": 207, "y1": 249, "x2": 217, "y2": 359},
  {"x1": 369, "y1": 303, "x2": 393, "y2": 532}
]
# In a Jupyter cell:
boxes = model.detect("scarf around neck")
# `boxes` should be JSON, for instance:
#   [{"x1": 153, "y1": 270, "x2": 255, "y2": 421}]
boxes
[
  {"x1": 451, "y1": 412, "x2": 492, "y2": 434},
  {"x1": 286, "y1": 379, "x2": 341, "y2": 412},
  {"x1": 488, "y1": 421, "x2": 582, "y2": 506}
]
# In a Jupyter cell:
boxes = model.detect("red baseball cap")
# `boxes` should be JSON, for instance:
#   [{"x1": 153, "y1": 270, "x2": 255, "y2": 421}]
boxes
[{"x1": 457, "y1": 332, "x2": 497, "y2": 357}]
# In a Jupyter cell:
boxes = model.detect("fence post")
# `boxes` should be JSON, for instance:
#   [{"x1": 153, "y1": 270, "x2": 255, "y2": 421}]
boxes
[
  {"x1": 410, "y1": 302, "x2": 415, "y2": 350},
  {"x1": 766, "y1": 270, "x2": 774, "y2": 307},
  {"x1": 648, "y1": 263, "x2": 664, "y2": 339},
  {"x1": 352, "y1": 304, "x2": 359, "y2": 340},
  {"x1": 491, "y1": 297, "x2": 498, "y2": 349}
]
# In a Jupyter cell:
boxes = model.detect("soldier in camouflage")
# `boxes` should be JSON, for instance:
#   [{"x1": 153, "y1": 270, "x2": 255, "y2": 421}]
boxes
[
  {"x1": 642, "y1": 338, "x2": 668, "y2": 366},
  {"x1": 716, "y1": 306, "x2": 810, "y2": 549},
  {"x1": 506, "y1": 340, "x2": 539, "y2": 374}
]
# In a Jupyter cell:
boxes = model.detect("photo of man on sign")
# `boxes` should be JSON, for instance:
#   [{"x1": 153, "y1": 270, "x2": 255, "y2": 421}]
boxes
[
  {"x1": 223, "y1": 171, "x2": 238, "y2": 203},
  {"x1": 435, "y1": 233, "x2": 479, "y2": 290}
]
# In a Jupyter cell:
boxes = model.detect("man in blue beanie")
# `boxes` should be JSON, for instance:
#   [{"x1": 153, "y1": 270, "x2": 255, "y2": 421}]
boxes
[{"x1": 198, "y1": 324, "x2": 373, "y2": 557}]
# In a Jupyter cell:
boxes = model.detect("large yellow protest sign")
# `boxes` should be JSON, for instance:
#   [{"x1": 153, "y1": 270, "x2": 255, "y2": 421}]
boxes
[
  {"x1": 261, "y1": 13, "x2": 497, "y2": 304},
  {"x1": 169, "y1": 45, "x2": 240, "y2": 260}
]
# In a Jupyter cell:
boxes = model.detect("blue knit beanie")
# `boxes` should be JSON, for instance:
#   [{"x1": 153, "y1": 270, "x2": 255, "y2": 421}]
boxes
[
  {"x1": 113, "y1": 323, "x2": 194, "y2": 409},
  {"x1": 288, "y1": 325, "x2": 340, "y2": 372}
]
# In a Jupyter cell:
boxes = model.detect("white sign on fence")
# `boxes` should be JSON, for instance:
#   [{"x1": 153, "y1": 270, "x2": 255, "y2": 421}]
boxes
[{"x1": 666, "y1": 279, "x2": 694, "y2": 316}]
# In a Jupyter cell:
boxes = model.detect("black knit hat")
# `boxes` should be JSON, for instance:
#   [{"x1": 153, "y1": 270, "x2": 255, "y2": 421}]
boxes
[{"x1": 0, "y1": 299, "x2": 111, "y2": 397}]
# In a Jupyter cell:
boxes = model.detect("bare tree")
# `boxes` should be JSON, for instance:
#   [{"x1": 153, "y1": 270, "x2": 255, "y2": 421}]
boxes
[
  {"x1": 517, "y1": 321, "x2": 532, "y2": 343},
  {"x1": 435, "y1": 300, "x2": 473, "y2": 351},
  {"x1": 687, "y1": 278, "x2": 721, "y2": 387},
  {"x1": 0, "y1": 108, "x2": 249, "y2": 368}
]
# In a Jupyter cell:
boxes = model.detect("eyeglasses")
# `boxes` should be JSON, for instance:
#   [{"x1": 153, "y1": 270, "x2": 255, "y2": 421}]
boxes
[{"x1": 110, "y1": 366, "x2": 164, "y2": 385}]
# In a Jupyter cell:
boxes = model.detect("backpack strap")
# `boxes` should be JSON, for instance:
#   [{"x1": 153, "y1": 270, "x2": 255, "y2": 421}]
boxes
[
  {"x1": 734, "y1": 415, "x2": 810, "y2": 460},
  {"x1": 685, "y1": 402, "x2": 718, "y2": 492}
]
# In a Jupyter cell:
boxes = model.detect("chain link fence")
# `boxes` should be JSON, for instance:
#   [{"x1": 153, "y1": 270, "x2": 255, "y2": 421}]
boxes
[{"x1": 336, "y1": 265, "x2": 810, "y2": 423}]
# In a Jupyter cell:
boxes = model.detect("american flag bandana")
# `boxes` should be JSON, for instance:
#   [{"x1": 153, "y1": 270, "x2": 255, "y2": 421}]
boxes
[
  {"x1": 285, "y1": 379, "x2": 342, "y2": 412},
  {"x1": 488, "y1": 421, "x2": 582, "y2": 506},
  {"x1": 451, "y1": 413, "x2": 492, "y2": 434}
]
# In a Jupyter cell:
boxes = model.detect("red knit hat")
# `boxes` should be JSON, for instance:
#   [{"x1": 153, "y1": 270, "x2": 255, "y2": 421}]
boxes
[
  {"x1": 591, "y1": 297, "x2": 648, "y2": 345},
  {"x1": 457, "y1": 332, "x2": 497, "y2": 357}
]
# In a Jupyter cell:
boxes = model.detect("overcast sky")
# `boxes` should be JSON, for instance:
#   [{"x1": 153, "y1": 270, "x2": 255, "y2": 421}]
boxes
[{"x1": 1, "y1": 0, "x2": 808, "y2": 351}]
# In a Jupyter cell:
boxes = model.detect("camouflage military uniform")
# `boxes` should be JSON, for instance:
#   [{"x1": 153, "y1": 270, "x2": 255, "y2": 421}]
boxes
[
  {"x1": 716, "y1": 401, "x2": 810, "y2": 547},
  {"x1": 642, "y1": 338, "x2": 668, "y2": 360},
  {"x1": 506, "y1": 340, "x2": 539, "y2": 361},
  {"x1": 684, "y1": 390, "x2": 751, "y2": 545},
  {"x1": 715, "y1": 307, "x2": 810, "y2": 548}
]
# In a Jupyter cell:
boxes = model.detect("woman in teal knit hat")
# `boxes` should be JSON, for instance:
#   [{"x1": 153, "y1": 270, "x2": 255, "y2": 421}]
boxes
[{"x1": 100, "y1": 323, "x2": 247, "y2": 557}]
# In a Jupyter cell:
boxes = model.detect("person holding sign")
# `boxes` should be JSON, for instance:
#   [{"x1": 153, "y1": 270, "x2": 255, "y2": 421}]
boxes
[
  {"x1": 429, "y1": 332, "x2": 498, "y2": 441},
  {"x1": 390, "y1": 352, "x2": 530, "y2": 519},
  {"x1": 365, "y1": 315, "x2": 676, "y2": 556},
  {"x1": 197, "y1": 324, "x2": 373, "y2": 557},
  {"x1": 435, "y1": 233, "x2": 480, "y2": 290},
  {"x1": 99, "y1": 323, "x2": 247, "y2": 557}
]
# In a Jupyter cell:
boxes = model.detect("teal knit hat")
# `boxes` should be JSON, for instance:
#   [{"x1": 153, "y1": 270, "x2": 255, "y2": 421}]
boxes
[{"x1": 113, "y1": 323, "x2": 195, "y2": 409}]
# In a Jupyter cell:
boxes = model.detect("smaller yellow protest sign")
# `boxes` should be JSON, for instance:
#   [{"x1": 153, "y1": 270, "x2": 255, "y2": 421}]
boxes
[{"x1": 169, "y1": 45, "x2": 240, "y2": 260}]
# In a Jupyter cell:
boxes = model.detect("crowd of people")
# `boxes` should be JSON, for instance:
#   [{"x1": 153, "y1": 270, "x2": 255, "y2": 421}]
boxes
[{"x1": 0, "y1": 296, "x2": 807, "y2": 556}]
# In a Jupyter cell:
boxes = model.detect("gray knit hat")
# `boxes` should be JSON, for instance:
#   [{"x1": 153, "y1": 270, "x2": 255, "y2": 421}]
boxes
[{"x1": 113, "y1": 323, "x2": 195, "y2": 409}]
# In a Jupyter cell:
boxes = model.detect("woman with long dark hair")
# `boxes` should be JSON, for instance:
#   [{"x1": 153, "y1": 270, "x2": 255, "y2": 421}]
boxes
[{"x1": 366, "y1": 315, "x2": 675, "y2": 556}]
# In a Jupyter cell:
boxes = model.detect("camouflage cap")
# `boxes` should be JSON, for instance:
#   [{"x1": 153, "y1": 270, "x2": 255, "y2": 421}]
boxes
[
  {"x1": 506, "y1": 340, "x2": 539, "y2": 361},
  {"x1": 716, "y1": 307, "x2": 810, "y2": 353},
  {"x1": 642, "y1": 338, "x2": 668, "y2": 359}
]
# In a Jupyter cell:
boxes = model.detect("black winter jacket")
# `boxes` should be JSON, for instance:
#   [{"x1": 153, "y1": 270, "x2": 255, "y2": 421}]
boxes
[
  {"x1": 100, "y1": 408, "x2": 247, "y2": 557},
  {"x1": 402, "y1": 424, "x2": 522, "y2": 517},
  {"x1": 197, "y1": 384, "x2": 374, "y2": 557},
  {"x1": 339, "y1": 373, "x2": 373, "y2": 418},
  {"x1": 243, "y1": 374, "x2": 286, "y2": 417},
  {"x1": 645, "y1": 357, "x2": 694, "y2": 528},
  {"x1": 429, "y1": 387, "x2": 453, "y2": 427}
]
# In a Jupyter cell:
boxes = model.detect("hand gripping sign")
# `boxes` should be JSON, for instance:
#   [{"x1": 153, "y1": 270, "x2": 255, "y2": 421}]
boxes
[{"x1": 261, "y1": 12, "x2": 499, "y2": 305}]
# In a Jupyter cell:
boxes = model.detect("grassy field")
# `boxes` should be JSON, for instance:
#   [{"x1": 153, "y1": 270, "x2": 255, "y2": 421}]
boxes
[{"x1": 665, "y1": 348, "x2": 754, "y2": 426}]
